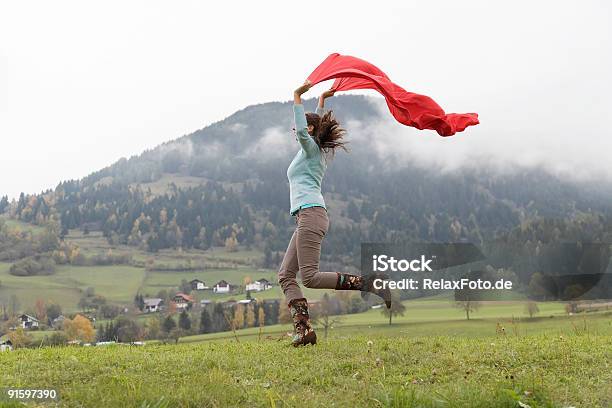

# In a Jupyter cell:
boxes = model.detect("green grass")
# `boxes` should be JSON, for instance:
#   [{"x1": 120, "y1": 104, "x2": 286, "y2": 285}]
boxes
[
  {"x1": 175, "y1": 302, "x2": 611, "y2": 344},
  {"x1": 1, "y1": 332, "x2": 610, "y2": 407},
  {"x1": 1, "y1": 222, "x2": 336, "y2": 312},
  {"x1": 0, "y1": 263, "x2": 145, "y2": 312}
]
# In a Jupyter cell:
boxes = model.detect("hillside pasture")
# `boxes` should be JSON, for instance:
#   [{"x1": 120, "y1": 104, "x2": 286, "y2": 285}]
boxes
[{"x1": 1, "y1": 332, "x2": 610, "y2": 407}]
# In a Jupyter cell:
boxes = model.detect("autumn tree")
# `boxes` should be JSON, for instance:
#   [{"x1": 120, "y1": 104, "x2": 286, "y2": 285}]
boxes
[
  {"x1": 232, "y1": 304, "x2": 245, "y2": 330},
  {"x1": 257, "y1": 301, "x2": 266, "y2": 340},
  {"x1": 63, "y1": 314, "x2": 95, "y2": 343},
  {"x1": 245, "y1": 303, "x2": 256, "y2": 328},
  {"x1": 278, "y1": 303, "x2": 292, "y2": 324},
  {"x1": 8, "y1": 327, "x2": 33, "y2": 348},
  {"x1": 34, "y1": 299, "x2": 47, "y2": 323}
]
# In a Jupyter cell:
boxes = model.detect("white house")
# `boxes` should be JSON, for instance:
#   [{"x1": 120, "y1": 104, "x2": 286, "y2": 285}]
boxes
[
  {"x1": 19, "y1": 314, "x2": 39, "y2": 330},
  {"x1": 246, "y1": 278, "x2": 272, "y2": 292},
  {"x1": 143, "y1": 298, "x2": 164, "y2": 313},
  {"x1": 213, "y1": 280, "x2": 231, "y2": 294},
  {"x1": 190, "y1": 279, "x2": 209, "y2": 291},
  {"x1": 0, "y1": 339, "x2": 12, "y2": 352}
]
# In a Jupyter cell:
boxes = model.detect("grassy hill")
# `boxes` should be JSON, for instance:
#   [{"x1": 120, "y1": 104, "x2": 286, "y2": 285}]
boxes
[{"x1": 1, "y1": 330, "x2": 610, "y2": 407}]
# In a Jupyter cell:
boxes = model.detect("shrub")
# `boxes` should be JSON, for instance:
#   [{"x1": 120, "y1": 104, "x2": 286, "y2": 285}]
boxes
[{"x1": 9, "y1": 256, "x2": 55, "y2": 276}]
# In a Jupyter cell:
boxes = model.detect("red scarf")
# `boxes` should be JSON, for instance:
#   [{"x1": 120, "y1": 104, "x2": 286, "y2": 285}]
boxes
[{"x1": 307, "y1": 53, "x2": 479, "y2": 136}]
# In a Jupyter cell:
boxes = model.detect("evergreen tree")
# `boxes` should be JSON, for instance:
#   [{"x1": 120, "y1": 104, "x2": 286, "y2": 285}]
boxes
[
  {"x1": 178, "y1": 310, "x2": 191, "y2": 331},
  {"x1": 0, "y1": 196, "x2": 8, "y2": 213},
  {"x1": 199, "y1": 308, "x2": 212, "y2": 334},
  {"x1": 162, "y1": 315, "x2": 176, "y2": 333}
]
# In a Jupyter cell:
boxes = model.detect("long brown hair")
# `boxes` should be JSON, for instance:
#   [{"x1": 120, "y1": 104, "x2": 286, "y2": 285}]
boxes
[{"x1": 305, "y1": 111, "x2": 347, "y2": 155}]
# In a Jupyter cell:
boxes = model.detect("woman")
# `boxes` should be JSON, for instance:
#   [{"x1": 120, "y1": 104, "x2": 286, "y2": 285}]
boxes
[{"x1": 278, "y1": 80, "x2": 391, "y2": 347}]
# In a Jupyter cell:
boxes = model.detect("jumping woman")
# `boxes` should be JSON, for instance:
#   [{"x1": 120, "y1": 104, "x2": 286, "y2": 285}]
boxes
[{"x1": 278, "y1": 80, "x2": 391, "y2": 347}]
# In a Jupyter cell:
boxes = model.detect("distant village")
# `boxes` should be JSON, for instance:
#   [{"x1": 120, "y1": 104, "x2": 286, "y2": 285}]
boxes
[
  {"x1": 0, "y1": 275, "x2": 306, "y2": 351},
  {"x1": 142, "y1": 277, "x2": 274, "y2": 314}
]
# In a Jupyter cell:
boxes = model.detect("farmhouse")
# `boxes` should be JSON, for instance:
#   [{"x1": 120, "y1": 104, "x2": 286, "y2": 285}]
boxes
[
  {"x1": 0, "y1": 339, "x2": 12, "y2": 352},
  {"x1": 246, "y1": 278, "x2": 272, "y2": 292},
  {"x1": 213, "y1": 280, "x2": 231, "y2": 294},
  {"x1": 190, "y1": 279, "x2": 209, "y2": 290},
  {"x1": 19, "y1": 314, "x2": 39, "y2": 330},
  {"x1": 144, "y1": 298, "x2": 164, "y2": 313},
  {"x1": 173, "y1": 293, "x2": 194, "y2": 309}
]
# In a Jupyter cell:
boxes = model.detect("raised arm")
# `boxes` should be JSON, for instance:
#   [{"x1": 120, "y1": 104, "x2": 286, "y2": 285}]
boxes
[
  {"x1": 294, "y1": 80, "x2": 311, "y2": 105},
  {"x1": 317, "y1": 89, "x2": 336, "y2": 115},
  {"x1": 293, "y1": 80, "x2": 319, "y2": 156}
]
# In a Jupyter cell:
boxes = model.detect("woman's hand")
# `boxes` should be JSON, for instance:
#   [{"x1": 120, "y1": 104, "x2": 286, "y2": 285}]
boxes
[
  {"x1": 317, "y1": 88, "x2": 335, "y2": 110},
  {"x1": 294, "y1": 80, "x2": 312, "y2": 104},
  {"x1": 294, "y1": 80, "x2": 312, "y2": 96},
  {"x1": 321, "y1": 89, "x2": 336, "y2": 99}
]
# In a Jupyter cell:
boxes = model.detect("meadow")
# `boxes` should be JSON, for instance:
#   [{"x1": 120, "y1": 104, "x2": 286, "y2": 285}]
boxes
[
  {"x1": 1, "y1": 327, "x2": 610, "y2": 407},
  {"x1": 173, "y1": 299, "x2": 612, "y2": 343}
]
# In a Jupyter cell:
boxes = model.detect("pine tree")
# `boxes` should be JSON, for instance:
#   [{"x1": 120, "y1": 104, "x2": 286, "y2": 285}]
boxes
[
  {"x1": 178, "y1": 310, "x2": 191, "y2": 331},
  {"x1": 162, "y1": 315, "x2": 176, "y2": 333},
  {"x1": 96, "y1": 323, "x2": 107, "y2": 342},
  {"x1": 199, "y1": 309, "x2": 211, "y2": 334}
]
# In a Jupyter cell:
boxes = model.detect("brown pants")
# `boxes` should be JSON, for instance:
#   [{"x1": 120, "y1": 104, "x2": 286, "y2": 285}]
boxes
[{"x1": 278, "y1": 206, "x2": 338, "y2": 304}]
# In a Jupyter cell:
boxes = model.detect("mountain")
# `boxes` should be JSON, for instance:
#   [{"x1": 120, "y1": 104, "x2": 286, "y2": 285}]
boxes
[{"x1": 4, "y1": 95, "x2": 612, "y2": 268}]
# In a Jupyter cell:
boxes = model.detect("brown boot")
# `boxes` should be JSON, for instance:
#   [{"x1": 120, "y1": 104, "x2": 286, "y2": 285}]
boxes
[
  {"x1": 288, "y1": 298, "x2": 317, "y2": 347},
  {"x1": 336, "y1": 273, "x2": 392, "y2": 309}
]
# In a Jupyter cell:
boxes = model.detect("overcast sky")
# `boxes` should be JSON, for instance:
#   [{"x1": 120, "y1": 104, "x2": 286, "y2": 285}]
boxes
[{"x1": 1, "y1": 1, "x2": 611, "y2": 199}]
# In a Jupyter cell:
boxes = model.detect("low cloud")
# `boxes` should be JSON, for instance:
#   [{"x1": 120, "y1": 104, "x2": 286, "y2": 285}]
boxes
[
  {"x1": 157, "y1": 138, "x2": 195, "y2": 159},
  {"x1": 355, "y1": 98, "x2": 612, "y2": 182},
  {"x1": 242, "y1": 126, "x2": 294, "y2": 159}
]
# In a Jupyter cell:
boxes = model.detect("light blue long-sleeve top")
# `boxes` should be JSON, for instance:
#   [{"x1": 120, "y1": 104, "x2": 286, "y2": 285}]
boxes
[{"x1": 287, "y1": 104, "x2": 327, "y2": 215}]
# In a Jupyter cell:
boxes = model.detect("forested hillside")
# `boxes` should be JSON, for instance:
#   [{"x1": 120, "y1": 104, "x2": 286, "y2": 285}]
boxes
[{"x1": 3, "y1": 95, "x2": 612, "y2": 268}]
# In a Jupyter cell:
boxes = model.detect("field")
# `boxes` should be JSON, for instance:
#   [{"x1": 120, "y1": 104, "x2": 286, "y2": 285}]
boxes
[
  {"x1": 0, "y1": 221, "x2": 338, "y2": 312},
  {"x1": 0, "y1": 262, "x2": 146, "y2": 311},
  {"x1": 1, "y1": 328, "x2": 610, "y2": 407},
  {"x1": 173, "y1": 299, "x2": 612, "y2": 343},
  {"x1": 0, "y1": 221, "x2": 284, "y2": 312}
]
